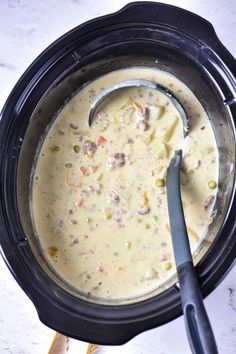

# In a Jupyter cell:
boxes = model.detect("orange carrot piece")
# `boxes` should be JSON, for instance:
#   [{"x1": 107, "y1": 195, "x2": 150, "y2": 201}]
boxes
[
  {"x1": 143, "y1": 191, "x2": 148, "y2": 198},
  {"x1": 91, "y1": 165, "x2": 98, "y2": 173},
  {"x1": 80, "y1": 166, "x2": 89, "y2": 176},
  {"x1": 97, "y1": 135, "x2": 107, "y2": 146},
  {"x1": 142, "y1": 191, "x2": 149, "y2": 206}
]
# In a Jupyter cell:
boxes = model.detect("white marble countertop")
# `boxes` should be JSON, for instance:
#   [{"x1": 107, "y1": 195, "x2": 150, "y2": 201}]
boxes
[{"x1": 0, "y1": 1, "x2": 236, "y2": 353}]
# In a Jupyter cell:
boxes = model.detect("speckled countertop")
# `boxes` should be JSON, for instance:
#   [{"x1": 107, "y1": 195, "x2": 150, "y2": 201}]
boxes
[{"x1": 0, "y1": 1, "x2": 236, "y2": 353}]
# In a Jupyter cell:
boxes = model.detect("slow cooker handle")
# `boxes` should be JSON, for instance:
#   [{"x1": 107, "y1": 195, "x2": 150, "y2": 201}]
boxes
[
  {"x1": 119, "y1": 2, "x2": 227, "y2": 51},
  {"x1": 119, "y1": 2, "x2": 236, "y2": 87}
]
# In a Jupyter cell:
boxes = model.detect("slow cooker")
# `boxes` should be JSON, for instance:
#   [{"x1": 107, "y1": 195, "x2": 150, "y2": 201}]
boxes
[{"x1": 0, "y1": 1, "x2": 235, "y2": 345}]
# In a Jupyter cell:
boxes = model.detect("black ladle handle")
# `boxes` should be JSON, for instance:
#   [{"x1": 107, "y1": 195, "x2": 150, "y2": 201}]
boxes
[
  {"x1": 178, "y1": 261, "x2": 218, "y2": 354},
  {"x1": 166, "y1": 150, "x2": 218, "y2": 354}
]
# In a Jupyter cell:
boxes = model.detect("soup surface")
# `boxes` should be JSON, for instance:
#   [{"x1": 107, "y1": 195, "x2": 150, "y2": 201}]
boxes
[{"x1": 32, "y1": 67, "x2": 218, "y2": 301}]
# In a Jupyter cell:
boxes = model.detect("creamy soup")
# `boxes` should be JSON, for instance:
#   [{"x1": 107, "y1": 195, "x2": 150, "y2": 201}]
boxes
[{"x1": 32, "y1": 67, "x2": 218, "y2": 301}]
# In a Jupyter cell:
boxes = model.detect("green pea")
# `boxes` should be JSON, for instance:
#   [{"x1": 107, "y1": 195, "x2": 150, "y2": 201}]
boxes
[
  {"x1": 105, "y1": 211, "x2": 112, "y2": 220},
  {"x1": 50, "y1": 145, "x2": 60, "y2": 152},
  {"x1": 73, "y1": 145, "x2": 80, "y2": 153},
  {"x1": 208, "y1": 180, "x2": 217, "y2": 189},
  {"x1": 165, "y1": 262, "x2": 172, "y2": 271},
  {"x1": 155, "y1": 178, "x2": 165, "y2": 187}
]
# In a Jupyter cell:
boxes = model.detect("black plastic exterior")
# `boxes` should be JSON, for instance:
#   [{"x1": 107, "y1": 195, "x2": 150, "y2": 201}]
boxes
[{"x1": 0, "y1": 2, "x2": 236, "y2": 345}]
